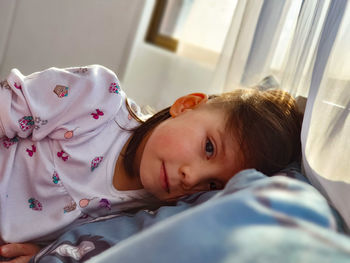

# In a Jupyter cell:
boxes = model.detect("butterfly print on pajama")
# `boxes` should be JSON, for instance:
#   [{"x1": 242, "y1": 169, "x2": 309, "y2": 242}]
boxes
[
  {"x1": 26, "y1": 144, "x2": 36, "y2": 157},
  {"x1": 57, "y1": 150, "x2": 69, "y2": 161},
  {"x1": 91, "y1": 109, "x2": 104, "y2": 119}
]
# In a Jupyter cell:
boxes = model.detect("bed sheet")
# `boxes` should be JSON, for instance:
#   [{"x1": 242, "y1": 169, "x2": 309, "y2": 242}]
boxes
[{"x1": 30, "y1": 168, "x2": 350, "y2": 262}]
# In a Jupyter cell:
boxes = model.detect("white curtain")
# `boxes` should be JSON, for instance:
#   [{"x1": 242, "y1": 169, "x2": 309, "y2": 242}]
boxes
[{"x1": 212, "y1": 0, "x2": 350, "y2": 232}]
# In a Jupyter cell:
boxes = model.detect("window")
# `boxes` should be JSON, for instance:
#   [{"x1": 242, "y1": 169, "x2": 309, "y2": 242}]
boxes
[{"x1": 146, "y1": 0, "x2": 237, "y2": 65}]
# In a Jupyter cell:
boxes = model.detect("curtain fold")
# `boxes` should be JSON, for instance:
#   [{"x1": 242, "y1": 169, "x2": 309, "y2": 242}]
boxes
[
  {"x1": 301, "y1": 0, "x2": 350, "y2": 231},
  {"x1": 280, "y1": 0, "x2": 330, "y2": 96},
  {"x1": 209, "y1": 0, "x2": 249, "y2": 94}
]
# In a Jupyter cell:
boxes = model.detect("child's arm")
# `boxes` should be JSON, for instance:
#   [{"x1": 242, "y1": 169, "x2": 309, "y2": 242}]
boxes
[{"x1": 0, "y1": 243, "x2": 41, "y2": 262}]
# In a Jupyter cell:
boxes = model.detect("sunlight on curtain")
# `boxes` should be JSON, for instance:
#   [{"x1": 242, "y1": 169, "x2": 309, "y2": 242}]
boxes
[
  {"x1": 270, "y1": 0, "x2": 302, "y2": 71},
  {"x1": 280, "y1": 0, "x2": 331, "y2": 97},
  {"x1": 212, "y1": 0, "x2": 333, "y2": 97},
  {"x1": 209, "y1": 0, "x2": 262, "y2": 94},
  {"x1": 212, "y1": 0, "x2": 304, "y2": 92},
  {"x1": 328, "y1": 10, "x2": 350, "y2": 80}
]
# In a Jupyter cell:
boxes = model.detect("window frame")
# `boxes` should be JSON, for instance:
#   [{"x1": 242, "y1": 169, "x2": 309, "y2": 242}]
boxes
[{"x1": 145, "y1": 0, "x2": 179, "y2": 52}]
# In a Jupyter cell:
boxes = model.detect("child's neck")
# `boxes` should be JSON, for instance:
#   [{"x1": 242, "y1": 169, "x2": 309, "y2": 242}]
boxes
[{"x1": 113, "y1": 137, "x2": 143, "y2": 191}]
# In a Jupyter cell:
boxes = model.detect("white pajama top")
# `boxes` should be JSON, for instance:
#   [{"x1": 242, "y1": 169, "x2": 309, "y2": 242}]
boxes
[{"x1": 0, "y1": 65, "x2": 155, "y2": 243}]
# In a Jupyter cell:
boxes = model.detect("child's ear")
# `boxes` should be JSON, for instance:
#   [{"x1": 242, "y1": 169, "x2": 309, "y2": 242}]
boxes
[{"x1": 170, "y1": 93, "x2": 208, "y2": 117}]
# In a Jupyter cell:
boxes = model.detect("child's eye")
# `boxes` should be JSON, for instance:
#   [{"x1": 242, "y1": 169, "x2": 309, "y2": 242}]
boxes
[
  {"x1": 205, "y1": 138, "x2": 215, "y2": 158},
  {"x1": 209, "y1": 182, "x2": 217, "y2": 190}
]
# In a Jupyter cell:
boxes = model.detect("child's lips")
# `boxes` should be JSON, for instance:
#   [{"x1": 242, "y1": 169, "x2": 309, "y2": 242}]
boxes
[{"x1": 160, "y1": 162, "x2": 170, "y2": 193}]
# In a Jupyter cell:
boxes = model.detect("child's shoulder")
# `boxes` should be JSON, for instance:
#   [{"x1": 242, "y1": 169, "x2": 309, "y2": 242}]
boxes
[
  {"x1": 19, "y1": 64, "x2": 118, "y2": 81},
  {"x1": 64, "y1": 64, "x2": 117, "y2": 76}
]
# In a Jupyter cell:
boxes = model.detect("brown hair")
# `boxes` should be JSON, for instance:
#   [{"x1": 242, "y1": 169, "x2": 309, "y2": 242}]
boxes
[
  {"x1": 207, "y1": 88, "x2": 303, "y2": 175},
  {"x1": 123, "y1": 88, "x2": 303, "y2": 178}
]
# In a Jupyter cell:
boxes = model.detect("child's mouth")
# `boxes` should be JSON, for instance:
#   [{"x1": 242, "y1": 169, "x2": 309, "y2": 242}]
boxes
[{"x1": 160, "y1": 162, "x2": 170, "y2": 193}]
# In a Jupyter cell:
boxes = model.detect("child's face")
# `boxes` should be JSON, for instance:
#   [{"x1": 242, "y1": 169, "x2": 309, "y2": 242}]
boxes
[{"x1": 138, "y1": 105, "x2": 243, "y2": 201}]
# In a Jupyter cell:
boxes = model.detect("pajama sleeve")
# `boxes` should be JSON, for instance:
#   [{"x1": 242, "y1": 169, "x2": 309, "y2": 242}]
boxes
[{"x1": 0, "y1": 65, "x2": 124, "y2": 140}]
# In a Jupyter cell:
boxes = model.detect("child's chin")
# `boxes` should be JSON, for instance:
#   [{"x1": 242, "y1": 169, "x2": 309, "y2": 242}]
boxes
[
  {"x1": 160, "y1": 195, "x2": 179, "y2": 203},
  {"x1": 152, "y1": 192, "x2": 171, "y2": 202}
]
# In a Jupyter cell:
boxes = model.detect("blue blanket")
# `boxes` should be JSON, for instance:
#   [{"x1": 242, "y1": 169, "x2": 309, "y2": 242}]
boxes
[{"x1": 31, "y1": 169, "x2": 350, "y2": 262}]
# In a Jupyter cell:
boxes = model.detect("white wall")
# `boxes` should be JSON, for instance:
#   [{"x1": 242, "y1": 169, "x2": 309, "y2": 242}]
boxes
[
  {"x1": 123, "y1": 44, "x2": 214, "y2": 110},
  {"x1": 0, "y1": 0, "x2": 145, "y2": 80}
]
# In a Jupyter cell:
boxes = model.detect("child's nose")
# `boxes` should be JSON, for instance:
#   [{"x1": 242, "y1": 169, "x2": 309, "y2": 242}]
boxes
[{"x1": 179, "y1": 164, "x2": 206, "y2": 191}]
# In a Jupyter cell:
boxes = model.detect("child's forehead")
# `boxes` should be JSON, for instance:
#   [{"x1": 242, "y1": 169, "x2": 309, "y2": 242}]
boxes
[
  {"x1": 198, "y1": 104, "x2": 231, "y2": 121},
  {"x1": 200, "y1": 105, "x2": 240, "y2": 142},
  {"x1": 191, "y1": 106, "x2": 235, "y2": 137},
  {"x1": 197, "y1": 103, "x2": 225, "y2": 113}
]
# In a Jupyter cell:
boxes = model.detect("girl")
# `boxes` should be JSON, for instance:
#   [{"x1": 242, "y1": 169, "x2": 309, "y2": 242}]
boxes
[{"x1": 0, "y1": 65, "x2": 302, "y2": 259}]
